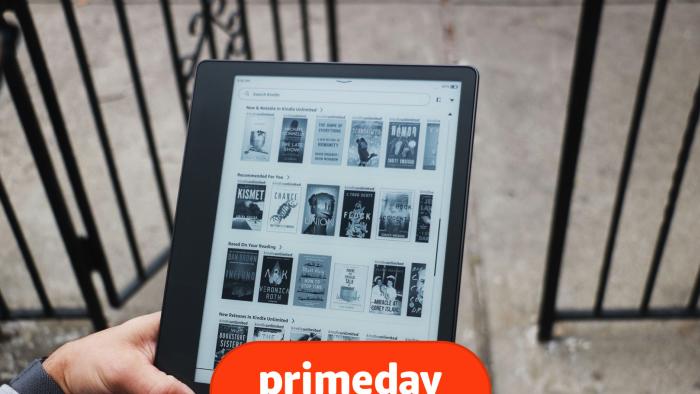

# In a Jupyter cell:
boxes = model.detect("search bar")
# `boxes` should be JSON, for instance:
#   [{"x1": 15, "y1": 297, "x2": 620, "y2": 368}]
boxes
[{"x1": 239, "y1": 88, "x2": 430, "y2": 106}]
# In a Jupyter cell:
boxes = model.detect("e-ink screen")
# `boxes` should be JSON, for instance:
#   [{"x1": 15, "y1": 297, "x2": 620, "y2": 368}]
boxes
[{"x1": 194, "y1": 76, "x2": 462, "y2": 383}]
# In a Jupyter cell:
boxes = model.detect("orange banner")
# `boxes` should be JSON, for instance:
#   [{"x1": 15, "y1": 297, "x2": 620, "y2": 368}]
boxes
[{"x1": 211, "y1": 341, "x2": 490, "y2": 394}]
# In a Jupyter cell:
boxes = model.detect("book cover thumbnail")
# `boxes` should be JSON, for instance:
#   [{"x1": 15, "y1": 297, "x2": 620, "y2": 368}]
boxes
[
  {"x1": 327, "y1": 330, "x2": 360, "y2": 341},
  {"x1": 240, "y1": 113, "x2": 274, "y2": 162},
  {"x1": 312, "y1": 117, "x2": 345, "y2": 165},
  {"x1": 214, "y1": 322, "x2": 248, "y2": 367},
  {"x1": 232, "y1": 183, "x2": 266, "y2": 231},
  {"x1": 385, "y1": 120, "x2": 420, "y2": 169},
  {"x1": 347, "y1": 118, "x2": 382, "y2": 167},
  {"x1": 267, "y1": 184, "x2": 301, "y2": 233},
  {"x1": 221, "y1": 248, "x2": 259, "y2": 301},
  {"x1": 415, "y1": 194, "x2": 433, "y2": 243},
  {"x1": 378, "y1": 191, "x2": 413, "y2": 239},
  {"x1": 369, "y1": 262, "x2": 406, "y2": 316},
  {"x1": 423, "y1": 121, "x2": 440, "y2": 170},
  {"x1": 302, "y1": 184, "x2": 339, "y2": 236},
  {"x1": 339, "y1": 189, "x2": 375, "y2": 239},
  {"x1": 293, "y1": 254, "x2": 331, "y2": 308},
  {"x1": 252, "y1": 324, "x2": 285, "y2": 341},
  {"x1": 407, "y1": 263, "x2": 426, "y2": 318},
  {"x1": 290, "y1": 326, "x2": 322, "y2": 341},
  {"x1": 330, "y1": 263, "x2": 367, "y2": 312},
  {"x1": 278, "y1": 116, "x2": 308, "y2": 163},
  {"x1": 257, "y1": 255, "x2": 293, "y2": 305}
]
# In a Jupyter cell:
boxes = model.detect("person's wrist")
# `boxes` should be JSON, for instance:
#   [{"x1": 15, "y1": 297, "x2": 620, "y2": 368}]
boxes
[{"x1": 43, "y1": 343, "x2": 72, "y2": 394}]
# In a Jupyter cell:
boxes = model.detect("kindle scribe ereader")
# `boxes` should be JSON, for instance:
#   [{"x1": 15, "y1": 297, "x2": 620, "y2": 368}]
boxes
[{"x1": 155, "y1": 61, "x2": 478, "y2": 391}]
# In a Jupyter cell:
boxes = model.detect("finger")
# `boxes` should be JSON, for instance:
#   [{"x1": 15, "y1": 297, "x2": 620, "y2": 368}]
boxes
[
  {"x1": 123, "y1": 311, "x2": 162, "y2": 338},
  {"x1": 116, "y1": 312, "x2": 161, "y2": 339},
  {"x1": 116, "y1": 312, "x2": 162, "y2": 360},
  {"x1": 119, "y1": 363, "x2": 194, "y2": 394},
  {"x1": 137, "y1": 311, "x2": 162, "y2": 343}
]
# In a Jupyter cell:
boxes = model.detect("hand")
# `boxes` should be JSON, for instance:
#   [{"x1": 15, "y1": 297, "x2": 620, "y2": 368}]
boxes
[{"x1": 44, "y1": 312, "x2": 194, "y2": 394}]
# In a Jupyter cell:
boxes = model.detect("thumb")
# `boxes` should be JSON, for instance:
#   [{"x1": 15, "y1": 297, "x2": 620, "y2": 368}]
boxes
[{"x1": 119, "y1": 364, "x2": 194, "y2": 394}]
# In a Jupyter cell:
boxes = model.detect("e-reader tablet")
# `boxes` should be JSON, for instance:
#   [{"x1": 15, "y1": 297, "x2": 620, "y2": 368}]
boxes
[{"x1": 155, "y1": 61, "x2": 478, "y2": 391}]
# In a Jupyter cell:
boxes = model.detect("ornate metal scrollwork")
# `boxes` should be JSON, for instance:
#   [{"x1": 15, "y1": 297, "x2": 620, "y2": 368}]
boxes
[{"x1": 181, "y1": 0, "x2": 250, "y2": 87}]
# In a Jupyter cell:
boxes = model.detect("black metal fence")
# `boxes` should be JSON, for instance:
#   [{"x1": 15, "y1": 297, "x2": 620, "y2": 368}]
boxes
[
  {"x1": 2, "y1": 0, "x2": 698, "y2": 338},
  {"x1": 0, "y1": 0, "x2": 338, "y2": 330},
  {"x1": 538, "y1": 0, "x2": 700, "y2": 341}
]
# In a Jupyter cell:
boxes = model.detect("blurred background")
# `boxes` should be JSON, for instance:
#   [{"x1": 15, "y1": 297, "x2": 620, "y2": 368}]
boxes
[{"x1": 0, "y1": 0, "x2": 699, "y2": 392}]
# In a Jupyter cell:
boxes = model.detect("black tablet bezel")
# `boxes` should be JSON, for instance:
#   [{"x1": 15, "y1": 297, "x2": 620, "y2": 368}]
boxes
[{"x1": 155, "y1": 61, "x2": 478, "y2": 392}]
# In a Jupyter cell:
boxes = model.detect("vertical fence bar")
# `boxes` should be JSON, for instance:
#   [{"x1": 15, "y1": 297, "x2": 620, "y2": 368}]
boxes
[
  {"x1": 113, "y1": 0, "x2": 174, "y2": 233},
  {"x1": 594, "y1": 0, "x2": 667, "y2": 315},
  {"x1": 538, "y1": 0, "x2": 605, "y2": 342},
  {"x1": 684, "y1": 82, "x2": 700, "y2": 312},
  {"x1": 0, "y1": 15, "x2": 5, "y2": 88},
  {"x1": 237, "y1": 0, "x2": 253, "y2": 60},
  {"x1": 0, "y1": 291, "x2": 8, "y2": 320},
  {"x1": 325, "y1": 0, "x2": 339, "y2": 62},
  {"x1": 690, "y1": 266, "x2": 700, "y2": 311},
  {"x1": 12, "y1": 0, "x2": 121, "y2": 304},
  {"x1": 0, "y1": 5, "x2": 13, "y2": 322},
  {"x1": 299, "y1": 0, "x2": 312, "y2": 61},
  {"x1": 159, "y1": 0, "x2": 191, "y2": 122},
  {"x1": 200, "y1": 0, "x2": 218, "y2": 59},
  {"x1": 0, "y1": 1, "x2": 7, "y2": 130},
  {"x1": 270, "y1": 0, "x2": 285, "y2": 60},
  {"x1": 60, "y1": 0, "x2": 146, "y2": 280},
  {"x1": 0, "y1": 177, "x2": 54, "y2": 316},
  {"x1": 640, "y1": 76, "x2": 699, "y2": 312},
  {"x1": 0, "y1": 16, "x2": 107, "y2": 330}
]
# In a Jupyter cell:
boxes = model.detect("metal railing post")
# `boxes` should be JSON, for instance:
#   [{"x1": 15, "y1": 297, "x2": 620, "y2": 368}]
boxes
[
  {"x1": 690, "y1": 264, "x2": 700, "y2": 311},
  {"x1": 237, "y1": 0, "x2": 253, "y2": 60},
  {"x1": 60, "y1": 0, "x2": 147, "y2": 282},
  {"x1": 270, "y1": 0, "x2": 285, "y2": 61},
  {"x1": 325, "y1": 0, "x2": 339, "y2": 62},
  {"x1": 0, "y1": 15, "x2": 107, "y2": 330},
  {"x1": 595, "y1": 0, "x2": 667, "y2": 315},
  {"x1": 640, "y1": 76, "x2": 699, "y2": 311},
  {"x1": 299, "y1": 0, "x2": 312, "y2": 61},
  {"x1": 683, "y1": 80, "x2": 700, "y2": 312},
  {"x1": 200, "y1": 0, "x2": 218, "y2": 59},
  {"x1": 0, "y1": 177, "x2": 54, "y2": 316},
  {"x1": 159, "y1": 0, "x2": 191, "y2": 122},
  {"x1": 538, "y1": 0, "x2": 605, "y2": 342},
  {"x1": 113, "y1": 0, "x2": 174, "y2": 234},
  {"x1": 0, "y1": 291, "x2": 9, "y2": 320},
  {"x1": 11, "y1": 0, "x2": 122, "y2": 306}
]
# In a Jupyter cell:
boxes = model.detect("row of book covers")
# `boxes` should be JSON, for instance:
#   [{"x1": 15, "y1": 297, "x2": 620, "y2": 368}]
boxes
[
  {"x1": 214, "y1": 318, "x2": 415, "y2": 367},
  {"x1": 233, "y1": 183, "x2": 434, "y2": 242},
  {"x1": 214, "y1": 255, "x2": 426, "y2": 367},
  {"x1": 241, "y1": 114, "x2": 441, "y2": 170},
  {"x1": 222, "y1": 250, "x2": 426, "y2": 316}
]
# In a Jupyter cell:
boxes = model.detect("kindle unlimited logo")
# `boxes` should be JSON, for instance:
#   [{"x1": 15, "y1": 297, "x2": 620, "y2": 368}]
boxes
[{"x1": 211, "y1": 342, "x2": 490, "y2": 394}]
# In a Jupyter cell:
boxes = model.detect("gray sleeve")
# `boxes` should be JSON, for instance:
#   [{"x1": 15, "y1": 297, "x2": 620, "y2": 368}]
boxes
[
  {"x1": 6, "y1": 359, "x2": 64, "y2": 394},
  {"x1": 0, "y1": 384, "x2": 19, "y2": 394}
]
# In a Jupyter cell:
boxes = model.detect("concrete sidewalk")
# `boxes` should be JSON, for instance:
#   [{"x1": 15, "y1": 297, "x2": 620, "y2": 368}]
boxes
[{"x1": 1, "y1": 1, "x2": 699, "y2": 392}]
